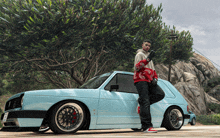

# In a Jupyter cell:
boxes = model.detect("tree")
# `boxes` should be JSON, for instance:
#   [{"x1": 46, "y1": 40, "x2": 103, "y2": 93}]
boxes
[
  {"x1": 162, "y1": 25, "x2": 194, "y2": 65},
  {"x1": 0, "y1": 0, "x2": 168, "y2": 88}
]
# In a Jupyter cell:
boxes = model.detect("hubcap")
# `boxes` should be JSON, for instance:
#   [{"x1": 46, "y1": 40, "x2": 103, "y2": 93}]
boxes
[
  {"x1": 169, "y1": 109, "x2": 183, "y2": 129},
  {"x1": 55, "y1": 103, "x2": 84, "y2": 132}
]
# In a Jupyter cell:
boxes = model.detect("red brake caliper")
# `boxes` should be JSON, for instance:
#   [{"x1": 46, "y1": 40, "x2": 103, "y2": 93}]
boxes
[{"x1": 72, "y1": 111, "x2": 77, "y2": 123}]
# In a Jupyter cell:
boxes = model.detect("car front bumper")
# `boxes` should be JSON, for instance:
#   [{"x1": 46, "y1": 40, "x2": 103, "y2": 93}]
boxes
[{"x1": 1, "y1": 110, "x2": 47, "y2": 131}]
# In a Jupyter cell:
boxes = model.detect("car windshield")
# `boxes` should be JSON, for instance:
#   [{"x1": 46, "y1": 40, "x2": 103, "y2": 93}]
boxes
[{"x1": 79, "y1": 72, "x2": 112, "y2": 89}]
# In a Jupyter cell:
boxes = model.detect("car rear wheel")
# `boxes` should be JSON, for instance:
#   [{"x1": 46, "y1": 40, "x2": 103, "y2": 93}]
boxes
[
  {"x1": 190, "y1": 117, "x2": 196, "y2": 125},
  {"x1": 49, "y1": 101, "x2": 86, "y2": 134},
  {"x1": 163, "y1": 107, "x2": 184, "y2": 130}
]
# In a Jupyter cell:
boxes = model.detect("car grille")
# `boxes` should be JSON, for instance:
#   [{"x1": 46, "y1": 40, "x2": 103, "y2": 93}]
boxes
[
  {"x1": 4, "y1": 122, "x2": 17, "y2": 126},
  {"x1": 5, "y1": 94, "x2": 23, "y2": 111}
]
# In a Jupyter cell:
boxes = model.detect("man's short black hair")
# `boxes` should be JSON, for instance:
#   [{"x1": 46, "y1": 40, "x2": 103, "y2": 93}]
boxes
[{"x1": 143, "y1": 39, "x2": 152, "y2": 44}]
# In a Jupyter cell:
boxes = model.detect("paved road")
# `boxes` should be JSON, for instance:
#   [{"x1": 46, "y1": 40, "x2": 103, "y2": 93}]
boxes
[{"x1": 1, "y1": 125, "x2": 220, "y2": 138}]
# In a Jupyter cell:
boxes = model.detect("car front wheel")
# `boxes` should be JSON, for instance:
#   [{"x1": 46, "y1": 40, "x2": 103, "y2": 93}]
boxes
[
  {"x1": 49, "y1": 101, "x2": 86, "y2": 134},
  {"x1": 163, "y1": 107, "x2": 184, "y2": 130}
]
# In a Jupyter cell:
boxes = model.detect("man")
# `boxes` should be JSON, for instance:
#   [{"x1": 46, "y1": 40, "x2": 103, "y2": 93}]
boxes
[{"x1": 133, "y1": 39, "x2": 165, "y2": 133}]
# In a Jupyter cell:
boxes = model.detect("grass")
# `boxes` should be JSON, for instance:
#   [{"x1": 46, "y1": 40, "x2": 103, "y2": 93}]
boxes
[{"x1": 196, "y1": 114, "x2": 220, "y2": 125}]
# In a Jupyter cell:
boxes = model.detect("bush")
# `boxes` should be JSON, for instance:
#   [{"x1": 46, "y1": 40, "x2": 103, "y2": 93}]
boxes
[
  {"x1": 208, "y1": 103, "x2": 220, "y2": 113},
  {"x1": 207, "y1": 77, "x2": 220, "y2": 88},
  {"x1": 204, "y1": 87, "x2": 211, "y2": 92},
  {"x1": 197, "y1": 114, "x2": 220, "y2": 125},
  {"x1": 204, "y1": 76, "x2": 220, "y2": 93}
]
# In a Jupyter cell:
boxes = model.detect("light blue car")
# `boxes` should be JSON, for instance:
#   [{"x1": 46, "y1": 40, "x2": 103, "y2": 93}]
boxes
[
  {"x1": 188, "y1": 111, "x2": 196, "y2": 125},
  {"x1": 1, "y1": 71, "x2": 190, "y2": 134}
]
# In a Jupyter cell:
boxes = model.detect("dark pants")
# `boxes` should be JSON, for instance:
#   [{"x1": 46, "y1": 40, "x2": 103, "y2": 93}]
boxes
[{"x1": 135, "y1": 81, "x2": 165, "y2": 129}]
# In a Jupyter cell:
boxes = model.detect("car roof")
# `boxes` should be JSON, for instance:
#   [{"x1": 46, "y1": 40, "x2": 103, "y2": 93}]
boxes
[{"x1": 111, "y1": 71, "x2": 164, "y2": 82}]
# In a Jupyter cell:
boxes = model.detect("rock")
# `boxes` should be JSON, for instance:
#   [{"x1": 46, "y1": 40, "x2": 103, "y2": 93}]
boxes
[
  {"x1": 190, "y1": 53, "x2": 220, "y2": 85},
  {"x1": 204, "y1": 92, "x2": 220, "y2": 105},
  {"x1": 155, "y1": 52, "x2": 220, "y2": 115},
  {"x1": 174, "y1": 81, "x2": 207, "y2": 115}
]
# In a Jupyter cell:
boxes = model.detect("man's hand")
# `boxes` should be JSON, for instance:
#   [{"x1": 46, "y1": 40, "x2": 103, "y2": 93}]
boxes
[
  {"x1": 146, "y1": 50, "x2": 155, "y2": 62},
  {"x1": 151, "y1": 78, "x2": 158, "y2": 86}
]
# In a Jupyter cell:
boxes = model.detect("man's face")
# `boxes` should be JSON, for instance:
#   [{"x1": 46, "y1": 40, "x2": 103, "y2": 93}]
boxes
[{"x1": 142, "y1": 42, "x2": 151, "y2": 52}]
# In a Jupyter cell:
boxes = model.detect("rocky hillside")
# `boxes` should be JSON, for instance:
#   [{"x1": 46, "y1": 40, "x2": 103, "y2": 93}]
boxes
[{"x1": 155, "y1": 53, "x2": 220, "y2": 115}]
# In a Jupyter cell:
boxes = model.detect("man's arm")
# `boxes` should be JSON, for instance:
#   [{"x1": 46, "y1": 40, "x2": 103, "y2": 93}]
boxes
[
  {"x1": 153, "y1": 70, "x2": 158, "y2": 80},
  {"x1": 134, "y1": 59, "x2": 149, "y2": 71},
  {"x1": 134, "y1": 51, "x2": 155, "y2": 71}
]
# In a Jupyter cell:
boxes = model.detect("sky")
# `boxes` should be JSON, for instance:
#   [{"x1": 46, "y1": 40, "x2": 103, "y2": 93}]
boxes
[{"x1": 147, "y1": 0, "x2": 220, "y2": 71}]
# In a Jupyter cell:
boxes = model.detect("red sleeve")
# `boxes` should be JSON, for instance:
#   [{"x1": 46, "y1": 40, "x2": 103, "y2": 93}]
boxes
[
  {"x1": 134, "y1": 59, "x2": 149, "y2": 71},
  {"x1": 153, "y1": 70, "x2": 158, "y2": 79}
]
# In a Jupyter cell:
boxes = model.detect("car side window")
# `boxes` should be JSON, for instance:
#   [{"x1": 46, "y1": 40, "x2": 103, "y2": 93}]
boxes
[
  {"x1": 105, "y1": 73, "x2": 138, "y2": 94},
  {"x1": 104, "y1": 75, "x2": 117, "y2": 90}
]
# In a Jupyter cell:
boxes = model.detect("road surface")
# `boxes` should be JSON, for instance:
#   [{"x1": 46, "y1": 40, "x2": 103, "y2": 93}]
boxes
[{"x1": 1, "y1": 125, "x2": 220, "y2": 138}]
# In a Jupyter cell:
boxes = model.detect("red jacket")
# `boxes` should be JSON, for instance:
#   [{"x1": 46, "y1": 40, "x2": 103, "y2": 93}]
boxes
[{"x1": 133, "y1": 59, "x2": 158, "y2": 83}]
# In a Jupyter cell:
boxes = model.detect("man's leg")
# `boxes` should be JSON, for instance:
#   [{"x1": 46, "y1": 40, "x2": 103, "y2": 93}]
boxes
[
  {"x1": 135, "y1": 81, "x2": 153, "y2": 130},
  {"x1": 149, "y1": 84, "x2": 165, "y2": 105}
]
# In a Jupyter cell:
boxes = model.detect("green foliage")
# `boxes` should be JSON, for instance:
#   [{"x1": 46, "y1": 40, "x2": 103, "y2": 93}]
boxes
[
  {"x1": 160, "y1": 26, "x2": 194, "y2": 65},
  {"x1": 204, "y1": 77, "x2": 220, "y2": 92},
  {"x1": 0, "y1": 0, "x2": 194, "y2": 89},
  {"x1": 197, "y1": 114, "x2": 220, "y2": 125},
  {"x1": 208, "y1": 103, "x2": 220, "y2": 113},
  {"x1": 204, "y1": 87, "x2": 211, "y2": 93},
  {"x1": 207, "y1": 77, "x2": 220, "y2": 88}
]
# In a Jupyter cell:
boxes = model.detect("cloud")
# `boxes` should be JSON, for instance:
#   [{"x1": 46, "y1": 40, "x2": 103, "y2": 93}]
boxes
[
  {"x1": 175, "y1": 25, "x2": 206, "y2": 36},
  {"x1": 163, "y1": 17, "x2": 207, "y2": 44},
  {"x1": 194, "y1": 47, "x2": 220, "y2": 56},
  {"x1": 147, "y1": 0, "x2": 220, "y2": 70}
]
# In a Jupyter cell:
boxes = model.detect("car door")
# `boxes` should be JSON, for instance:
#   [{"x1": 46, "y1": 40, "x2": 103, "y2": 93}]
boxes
[{"x1": 97, "y1": 73, "x2": 140, "y2": 125}]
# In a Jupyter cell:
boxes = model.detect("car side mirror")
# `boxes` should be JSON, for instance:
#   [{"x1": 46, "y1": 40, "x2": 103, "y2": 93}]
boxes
[{"x1": 110, "y1": 85, "x2": 119, "y2": 92}]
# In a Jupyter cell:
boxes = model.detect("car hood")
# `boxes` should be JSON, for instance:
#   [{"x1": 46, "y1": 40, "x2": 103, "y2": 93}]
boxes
[
  {"x1": 26, "y1": 89, "x2": 99, "y2": 98},
  {"x1": 8, "y1": 89, "x2": 99, "y2": 100}
]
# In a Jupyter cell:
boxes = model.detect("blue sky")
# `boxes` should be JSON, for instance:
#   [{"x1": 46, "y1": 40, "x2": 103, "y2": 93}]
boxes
[{"x1": 147, "y1": 0, "x2": 220, "y2": 71}]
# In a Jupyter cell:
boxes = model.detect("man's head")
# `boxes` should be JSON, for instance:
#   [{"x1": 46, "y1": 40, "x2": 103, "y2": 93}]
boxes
[{"x1": 142, "y1": 39, "x2": 151, "y2": 52}]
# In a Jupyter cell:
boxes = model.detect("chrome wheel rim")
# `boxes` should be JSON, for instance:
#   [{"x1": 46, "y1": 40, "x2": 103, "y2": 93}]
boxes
[
  {"x1": 169, "y1": 109, "x2": 183, "y2": 129},
  {"x1": 55, "y1": 103, "x2": 84, "y2": 132}
]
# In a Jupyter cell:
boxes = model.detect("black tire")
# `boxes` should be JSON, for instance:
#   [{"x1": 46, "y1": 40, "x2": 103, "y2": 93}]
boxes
[
  {"x1": 33, "y1": 126, "x2": 50, "y2": 134},
  {"x1": 163, "y1": 107, "x2": 184, "y2": 131},
  {"x1": 190, "y1": 117, "x2": 196, "y2": 125},
  {"x1": 131, "y1": 128, "x2": 142, "y2": 131},
  {"x1": 49, "y1": 101, "x2": 86, "y2": 134}
]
